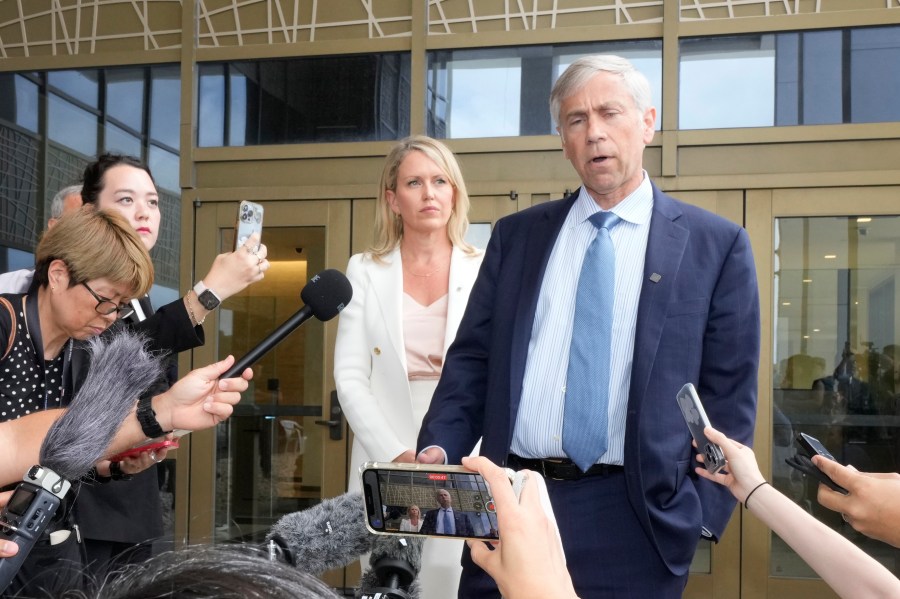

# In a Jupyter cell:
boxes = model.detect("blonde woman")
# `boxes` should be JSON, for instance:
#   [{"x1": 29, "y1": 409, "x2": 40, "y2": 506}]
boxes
[{"x1": 334, "y1": 135, "x2": 483, "y2": 598}]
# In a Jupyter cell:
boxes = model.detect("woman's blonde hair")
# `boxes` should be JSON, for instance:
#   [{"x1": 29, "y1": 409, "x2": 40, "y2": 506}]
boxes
[
  {"x1": 34, "y1": 206, "x2": 154, "y2": 297},
  {"x1": 369, "y1": 135, "x2": 475, "y2": 259}
]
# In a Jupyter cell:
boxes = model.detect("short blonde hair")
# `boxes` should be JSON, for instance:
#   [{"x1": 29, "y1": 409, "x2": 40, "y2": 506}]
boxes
[
  {"x1": 34, "y1": 206, "x2": 154, "y2": 297},
  {"x1": 369, "y1": 135, "x2": 476, "y2": 259}
]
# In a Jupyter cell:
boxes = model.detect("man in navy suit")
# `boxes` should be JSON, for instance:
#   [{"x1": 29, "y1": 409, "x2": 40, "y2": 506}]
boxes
[
  {"x1": 419, "y1": 489, "x2": 476, "y2": 537},
  {"x1": 417, "y1": 55, "x2": 760, "y2": 597}
]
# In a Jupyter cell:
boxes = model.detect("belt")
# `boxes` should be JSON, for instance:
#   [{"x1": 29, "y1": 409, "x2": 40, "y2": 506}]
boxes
[{"x1": 507, "y1": 454, "x2": 624, "y2": 481}]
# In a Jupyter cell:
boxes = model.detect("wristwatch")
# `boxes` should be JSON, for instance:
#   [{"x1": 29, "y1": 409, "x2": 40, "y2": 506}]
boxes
[
  {"x1": 137, "y1": 395, "x2": 172, "y2": 439},
  {"x1": 193, "y1": 280, "x2": 221, "y2": 310}
]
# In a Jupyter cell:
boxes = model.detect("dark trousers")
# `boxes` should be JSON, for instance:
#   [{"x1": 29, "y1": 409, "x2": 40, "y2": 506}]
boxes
[{"x1": 458, "y1": 470, "x2": 692, "y2": 599}]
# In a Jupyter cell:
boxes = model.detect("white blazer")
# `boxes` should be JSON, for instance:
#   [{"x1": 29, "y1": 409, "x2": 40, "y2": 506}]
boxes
[{"x1": 334, "y1": 245, "x2": 484, "y2": 491}]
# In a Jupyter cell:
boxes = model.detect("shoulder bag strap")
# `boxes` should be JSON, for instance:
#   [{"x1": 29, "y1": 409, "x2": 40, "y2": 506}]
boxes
[{"x1": 0, "y1": 296, "x2": 16, "y2": 361}]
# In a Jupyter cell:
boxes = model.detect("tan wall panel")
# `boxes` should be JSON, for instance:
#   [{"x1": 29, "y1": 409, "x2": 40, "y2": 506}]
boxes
[
  {"x1": 681, "y1": 0, "x2": 894, "y2": 21},
  {"x1": 678, "y1": 140, "x2": 900, "y2": 178}
]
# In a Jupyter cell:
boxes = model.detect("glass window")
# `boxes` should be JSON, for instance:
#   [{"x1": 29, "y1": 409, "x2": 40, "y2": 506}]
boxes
[
  {"x1": 150, "y1": 66, "x2": 181, "y2": 150},
  {"x1": 680, "y1": 36, "x2": 776, "y2": 129},
  {"x1": 148, "y1": 145, "x2": 179, "y2": 193},
  {"x1": 851, "y1": 27, "x2": 900, "y2": 123},
  {"x1": 48, "y1": 69, "x2": 99, "y2": 106},
  {"x1": 427, "y1": 41, "x2": 663, "y2": 139},
  {"x1": 681, "y1": 24, "x2": 900, "y2": 129},
  {"x1": 105, "y1": 122, "x2": 141, "y2": 156},
  {"x1": 198, "y1": 64, "x2": 225, "y2": 148},
  {"x1": 0, "y1": 75, "x2": 40, "y2": 133},
  {"x1": 772, "y1": 215, "x2": 900, "y2": 578},
  {"x1": 106, "y1": 68, "x2": 145, "y2": 131},
  {"x1": 48, "y1": 94, "x2": 98, "y2": 156},
  {"x1": 197, "y1": 53, "x2": 410, "y2": 147}
]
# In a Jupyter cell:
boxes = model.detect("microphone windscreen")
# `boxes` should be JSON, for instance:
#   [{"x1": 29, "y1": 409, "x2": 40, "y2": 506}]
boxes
[
  {"x1": 300, "y1": 269, "x2": 352, "y2": 321},
  {"x1": 358, "y1": 534, "x2": 424, "y2": 598},
  {"x1": 40, "y1": 330, "x2": 165, "y2": 480},
  {"x1": 267, "y1": 491, "x2": 375, "y2": 576}
]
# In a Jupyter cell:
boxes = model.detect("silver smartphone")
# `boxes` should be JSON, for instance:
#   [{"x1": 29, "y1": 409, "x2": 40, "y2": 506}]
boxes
[
  {"x1": 235, "y1": 200, "x2": 263, "y2": 251},
  {"x1": 676, "y1": 383, "x2": 726, "y2": 474},
  {"x1": 360, "y1": 462, "x2": 500, "y2": 541}
]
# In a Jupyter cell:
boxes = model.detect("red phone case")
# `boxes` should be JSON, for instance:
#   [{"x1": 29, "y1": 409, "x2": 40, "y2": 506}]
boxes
[{"x1": 108, "y1": 439, "x2": 179, "y2": 463}]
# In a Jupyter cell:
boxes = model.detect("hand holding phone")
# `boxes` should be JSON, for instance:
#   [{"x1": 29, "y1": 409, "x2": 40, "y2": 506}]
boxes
[
  {"x1": 108, "y1": 439, "x2": 179, "y2": 463},
  {"x1": 361, "y1": 463, "x2": 501, "y2": 541},
  {"x1": 784, "y1": 432, "x2": 848, "y2": 494},
  {"x1": 235, "y1": 200, "x2": 264, "y2": 251},
  {"x1": 677, "y1": 383, "x2": 726, "y2": 474}
]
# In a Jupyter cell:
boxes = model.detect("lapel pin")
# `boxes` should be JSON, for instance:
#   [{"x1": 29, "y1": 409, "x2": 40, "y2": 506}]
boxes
[{"x1": 650, "y1": 273, "x2": 662, "y2": 283}]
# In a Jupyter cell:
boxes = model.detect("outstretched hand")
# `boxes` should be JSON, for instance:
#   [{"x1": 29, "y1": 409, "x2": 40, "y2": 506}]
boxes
[
  {"x1": 694, "y1": 426, "x2": 766, "y2": 505},
  {"x1": 461, "y1": 456, "x2": 577, "y2": 599},
  {"x1": 153, "y1": 355, "x2": 252, "y2": 433},
  {"x1": 814, "y1": 457, "x2": 900, "y2": 547}
]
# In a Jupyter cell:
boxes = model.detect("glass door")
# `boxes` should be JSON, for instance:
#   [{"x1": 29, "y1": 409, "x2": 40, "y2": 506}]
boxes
[
  {"x1": 180, "y1": 198, "x2": 352, "y2": 590},
  {"x1": 745, "y1": 187, "x2": 900, "y2": 598}
]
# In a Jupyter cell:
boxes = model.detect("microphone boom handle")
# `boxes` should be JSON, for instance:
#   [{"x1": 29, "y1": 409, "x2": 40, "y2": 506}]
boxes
[{"x1": 222, "y1": 305, "x2": 313, "y2": 379}]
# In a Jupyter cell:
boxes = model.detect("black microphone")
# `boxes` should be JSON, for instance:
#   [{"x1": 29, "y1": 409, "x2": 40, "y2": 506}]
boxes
[
  {"x1": 222, "y1": 269, "x2": 352, "y2": 379},
  {"x1": 266, "y1": 491, "x2": 422, "y2": 598},
  {"x1": 0, "y1": 330, "x2": 165, "y2": 592}
]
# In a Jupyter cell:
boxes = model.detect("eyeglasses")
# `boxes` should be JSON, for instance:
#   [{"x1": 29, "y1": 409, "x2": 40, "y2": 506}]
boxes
[{"x1": 81, "y1": 282, "x2": 130, "y2": 316}]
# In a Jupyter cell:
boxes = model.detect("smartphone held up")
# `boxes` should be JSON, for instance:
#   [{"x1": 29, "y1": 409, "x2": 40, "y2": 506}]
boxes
[
  {"x1": 677, "y1": 383, "x2": 726, "y2": 474},
  {"x1": 235, "y1": 200, "x2": 264, "y2": 251},
  {"x1": 361, "y1": 463, "x2": 500, "y2": 541}
]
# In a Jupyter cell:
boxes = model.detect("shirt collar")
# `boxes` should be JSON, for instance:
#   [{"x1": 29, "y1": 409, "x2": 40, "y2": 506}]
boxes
[{"x1": 570, "y1": 171, "x2": 654, "y2": 228}]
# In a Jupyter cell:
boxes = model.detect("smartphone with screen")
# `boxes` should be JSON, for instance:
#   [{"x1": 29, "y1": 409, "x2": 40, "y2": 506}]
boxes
[
  {"x1": 108, "y1": 439, "x2": 179, "y2": 463},
  {"x1": 785, "y1": 432, "x2": 848, "y2": 494},
  {"x1": 360, "y1": 463, "x2": 501, "y2": 541},
  {"x1": 676, "y1": 382, "x2": 726, "y2": 474},
  {"x1": 234, "y1": 200, "x2": 264, "y2": 251}
]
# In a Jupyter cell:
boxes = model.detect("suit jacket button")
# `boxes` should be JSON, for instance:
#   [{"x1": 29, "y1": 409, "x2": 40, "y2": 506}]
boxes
[{"x1": 373, "y1": 347, "x2": 381, "y2": 355}]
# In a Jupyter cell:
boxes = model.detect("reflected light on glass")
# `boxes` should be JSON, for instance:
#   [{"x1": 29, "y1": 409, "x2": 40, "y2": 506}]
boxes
[
  {"x1": 824, "y1": 254, "x2": 837, "y2": 259},
  {"x1": 857, "y1": 217, "x2": 872, "y2": 223},
  {"x1": 802, "y1": 279, "x2": 812, "y2": 283}
]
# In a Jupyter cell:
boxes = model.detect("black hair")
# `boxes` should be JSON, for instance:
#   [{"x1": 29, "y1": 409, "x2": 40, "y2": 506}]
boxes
[{"x1": 80, "y1": 153, "x2": 155, "y2": 205}]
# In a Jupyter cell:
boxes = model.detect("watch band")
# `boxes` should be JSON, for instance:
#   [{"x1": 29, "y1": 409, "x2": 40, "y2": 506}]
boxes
[
  {"x1": 109, "y1": 461, "x2": 134, "y2": 481},
  {"x1": 193, "y1": 280, "x2": 221, "y2": 310},
  {"x1": 136, "y1": 395, "x2": 171, "y2": 439}
]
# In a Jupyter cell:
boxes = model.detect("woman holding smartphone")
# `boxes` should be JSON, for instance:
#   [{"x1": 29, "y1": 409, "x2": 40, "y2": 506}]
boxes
[{"x1": 334, "y1": 135, "x2": 483, "y2": 598}]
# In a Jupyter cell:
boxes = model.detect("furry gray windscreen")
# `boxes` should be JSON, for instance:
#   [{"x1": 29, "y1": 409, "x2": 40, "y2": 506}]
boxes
[
  {"x1": 40, "y1": 330, "x2": 165, "y2": 480},
  {"x1": 357, "y1": 534, "x2": 424, "y2": 599}
]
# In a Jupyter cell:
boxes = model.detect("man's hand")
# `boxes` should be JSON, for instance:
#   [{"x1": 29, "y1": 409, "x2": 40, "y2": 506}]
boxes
[
  {"x1": 814, "y1": 457, "x2": 900, "y2": 548},
  {"x1": 416, "y1": 447, "x2": 445, "y2": 464},
  {"x1": 461, "y1": 456, "x2": 577, "y2": 599},
  {"x1": 152, "y1": 355, "x2": 252, "y2": 433}
]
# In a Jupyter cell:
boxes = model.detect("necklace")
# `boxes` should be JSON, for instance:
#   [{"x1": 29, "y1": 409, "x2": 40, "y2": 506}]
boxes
[{"x1": 403, "y1": 262, "x2": 444, "y2": 277}]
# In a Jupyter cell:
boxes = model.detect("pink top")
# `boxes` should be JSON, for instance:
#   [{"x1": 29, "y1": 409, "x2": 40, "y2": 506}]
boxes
[{"x1": 403, "y1": 292, "x2": 448, "y2": 381}]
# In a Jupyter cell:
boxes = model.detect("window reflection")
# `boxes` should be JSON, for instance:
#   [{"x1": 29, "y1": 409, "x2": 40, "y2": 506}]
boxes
[
  {"x1": 48, "y1": 94, "x2": 98, "y2": 157},
  {"x1": 197, "y1": 54, "x2": 410, "y2": 147},
  {"x1": 48, "y1": 69, "x2": 98, "y2": 106},
  {"x1": 106, "y1": 69, "x2": 144, "y2": 131},
  {"x1": 427, "y1": 41, "x2": 662, "y2": 139},
  {"x1": 150, "y1": 66, "x2": 181, "y2": 150},
  {"x1": 681, "y1": 25, "x2": 900, "y2": 129},
  {"x1": 772, "y1": 215, "x2": 900, "y2": 578}
]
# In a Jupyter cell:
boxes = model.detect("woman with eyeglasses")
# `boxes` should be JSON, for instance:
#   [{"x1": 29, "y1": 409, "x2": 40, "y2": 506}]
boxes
[{"x1": 0, "y1": 206, "x2": 152, "y2": 421}]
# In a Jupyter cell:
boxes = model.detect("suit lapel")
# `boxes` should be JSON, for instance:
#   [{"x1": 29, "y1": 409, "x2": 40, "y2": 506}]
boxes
[
  {"x1": 368, "y1": 248, "x2": 407, "y2": 371},
  {"x1": 629, "y1": 188, "x2": 688, "y2": 413},
  {"x1": 444, "y1": 246, "x2": 479, "y2": 355}
]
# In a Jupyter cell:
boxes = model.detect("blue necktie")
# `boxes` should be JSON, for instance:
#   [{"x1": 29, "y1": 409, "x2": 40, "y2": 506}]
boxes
[
  {"x1": 563, "y1": 211, "x2": 621, "y2": 472},
  {"x1": 442, "y1": 509, "x2": 454, "y2": 535}
]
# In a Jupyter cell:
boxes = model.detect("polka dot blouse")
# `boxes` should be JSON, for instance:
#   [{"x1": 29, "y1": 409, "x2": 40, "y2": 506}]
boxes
[{"x1": 1, "y1": 299, "x2": 66, "y2": 422}]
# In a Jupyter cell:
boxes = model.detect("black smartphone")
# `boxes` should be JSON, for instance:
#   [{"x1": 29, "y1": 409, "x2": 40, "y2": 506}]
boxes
[
  {"x1": 234, "y1": 200, "x2": 263, "y2": 251},
  {"x1": 360, "y1": 463, "x2": 500, "y2": 541},
  {"x1": 785, "y1": 432, "x2": 848, "y2": 494},
  {"x1": 676, "y1": 383, "x2": 726, "y2": 474}
]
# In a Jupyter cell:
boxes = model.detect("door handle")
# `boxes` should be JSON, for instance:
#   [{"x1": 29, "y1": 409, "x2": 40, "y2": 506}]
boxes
[{"x1": 314, "y1": 390, "x2": 344, "y2": 441}]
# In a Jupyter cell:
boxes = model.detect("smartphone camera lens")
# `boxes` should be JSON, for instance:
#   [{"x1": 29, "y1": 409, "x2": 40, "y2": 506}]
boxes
[{"x1": 369, "y1": 516, "x2": 383, "y2": 529}]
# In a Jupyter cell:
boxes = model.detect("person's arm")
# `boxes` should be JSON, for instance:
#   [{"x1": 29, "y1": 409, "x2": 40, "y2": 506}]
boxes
[
  {"x1": 696, "y1": 426, "x2": 900, "y2": 599},
  {"x1": 814, "y1": 457, "x2": 900, "y2": 548},
  {"x1": 185, "y1": 233, "x2": 269, "y2": 326},
  {"x1": 462, "y1": 456, "x2": 577, "y2": 599},
  {"x1": 333, "y1": 255, "x2": 411, "y2": 463},
  {"x1": 0, "y1": 356, "x2": 251, "y2": 487}
]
